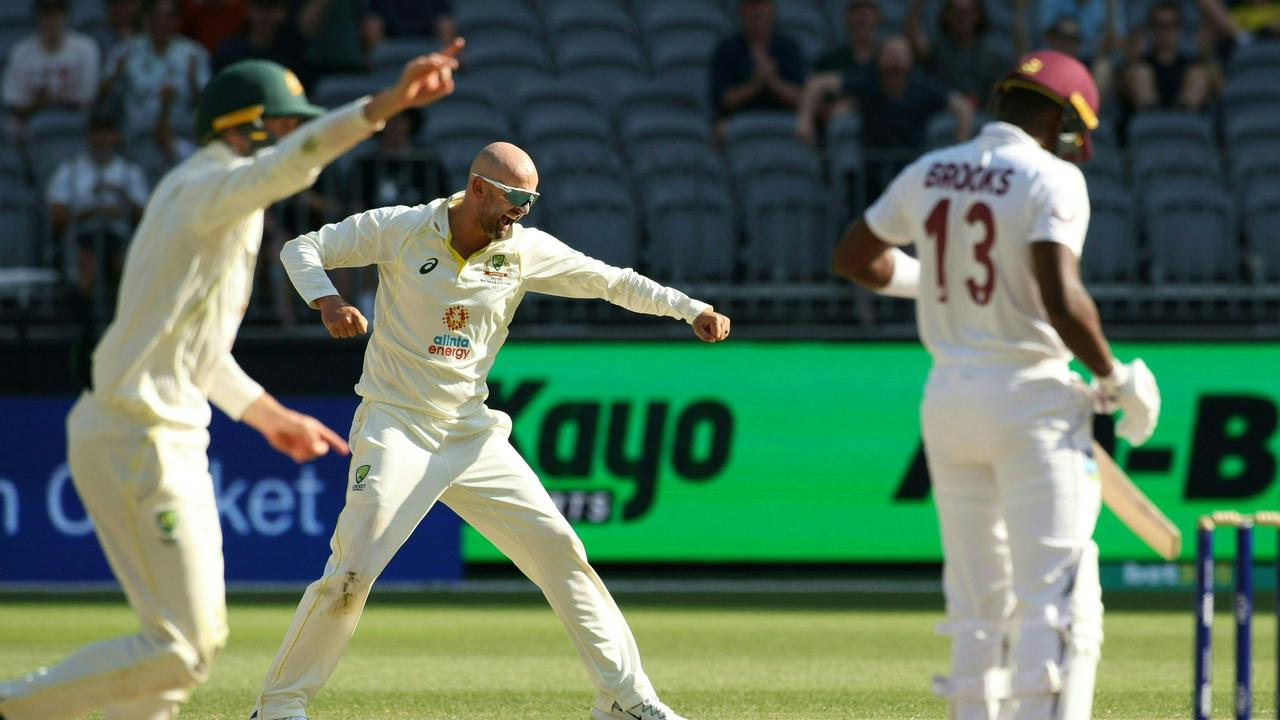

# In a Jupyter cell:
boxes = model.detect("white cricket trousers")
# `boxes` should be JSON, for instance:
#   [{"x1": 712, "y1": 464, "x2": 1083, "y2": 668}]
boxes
[
  {"x1": 252, "y1": 401, "x2": 655, "y2": 720},
  {"x1": 0, "y1": 393, "x2": 228, "y2": 720},
  {"x1": 922, "y1": 366, "x2": 1103, "y2": 720}
]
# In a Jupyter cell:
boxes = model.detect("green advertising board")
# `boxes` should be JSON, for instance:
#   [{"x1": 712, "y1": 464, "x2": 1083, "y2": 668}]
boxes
[{"x1": 470, "y1": 342, "x2": 1280, "y2": 563}]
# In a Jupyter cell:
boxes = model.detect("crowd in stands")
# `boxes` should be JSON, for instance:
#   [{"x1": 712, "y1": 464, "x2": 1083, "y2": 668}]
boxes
[{"x1": 2, "y1": 0, "x2": 1278, "y2": 332}]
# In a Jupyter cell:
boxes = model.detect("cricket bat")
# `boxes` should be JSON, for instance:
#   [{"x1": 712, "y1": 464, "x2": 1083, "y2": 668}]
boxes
[{"x1": 1093, "y1": 441, "x2": 1181, "y2": 560}]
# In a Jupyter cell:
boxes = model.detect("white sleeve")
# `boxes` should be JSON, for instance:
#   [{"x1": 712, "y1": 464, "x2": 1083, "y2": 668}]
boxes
[
  {"x1": 523, "y1": 232, "x2": 710, "y2": 323},
  {"x1": 863, "y1": 160, "x2": 920, "y2": 247},
  {"x1": 1029, "y1": 163, "x2": 1091, "y2": 257},
  {"x1": 281, "y1": 205, "x2": 414, "y2": 307},
  {"x1": 46, "y1": 163, "x2": 73, "y2": 205},
  {"x1": 74, "y1": 37, "x2": 100, "y2": 104},
  {"x1": 126, "y1": 163, "x2": 150, "y2": 207},
  {"x1": 206, "y1": 353, "x2": 264, "y2": 421},
  {"x1": 2, "y1": 45, "x2": 27, "y2": 107},
  {"x1": 196, "y1": 98, "x2": 384, "y2": 223}
]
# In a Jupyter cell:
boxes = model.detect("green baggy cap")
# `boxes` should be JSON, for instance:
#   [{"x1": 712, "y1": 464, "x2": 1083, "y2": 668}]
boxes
[{"x1": 195, "y1": 60, "x2": 326, "y2": 143}]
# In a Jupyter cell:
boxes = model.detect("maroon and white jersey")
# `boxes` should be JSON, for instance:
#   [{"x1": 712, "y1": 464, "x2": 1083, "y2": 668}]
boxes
[{"x1": 865, "y1": 121, "x2": 1091, "y2": 375}]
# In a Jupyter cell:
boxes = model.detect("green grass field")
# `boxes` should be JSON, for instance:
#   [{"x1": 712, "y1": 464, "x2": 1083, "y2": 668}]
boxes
[{"x1": 0, "y1": 591, "x2": 1270, "y2": 719}]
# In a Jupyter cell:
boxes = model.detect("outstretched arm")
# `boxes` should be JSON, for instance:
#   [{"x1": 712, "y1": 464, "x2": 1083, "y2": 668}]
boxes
[
  {"x1": 524, "y1": 233, "x2": 730, "y2": 341},
  {"x1": 200, "y1": 40, "x2": 463, "y2": 222},
  {"x1": 832, "y1": 217, "x2": 920, "y2": 298}
]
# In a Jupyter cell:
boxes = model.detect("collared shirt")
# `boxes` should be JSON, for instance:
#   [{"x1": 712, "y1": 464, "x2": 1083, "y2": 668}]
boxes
[
  {"x1": 108, "y1": 34, "x2": 211, "y2": 136},
  {"x1": 282, "y1": 194, "x2": 712, "y2": 419},
  {"x1": 91, "y1": 99, "x2": 383, "y2": 428},
  {"x1": 865, "y1": 122, "x2": 1091, "y2": 374},
  {"x1": 1, "y1": 32, "x2": 100, "y2": 108}
]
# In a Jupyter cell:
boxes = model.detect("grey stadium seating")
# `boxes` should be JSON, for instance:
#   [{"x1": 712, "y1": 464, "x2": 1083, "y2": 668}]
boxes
[
  {"x1": 1243, "y1": 183, "x2": 1280, "y2": 282},
  {"x1": 1142, "y1": 182, "x2": 1237, "y2": 284},
  {"x1": 1083, "y1": 186, "x2": 1139, "y2": 285},
  {"x1": 643, "y1": 181, "x2": 737, "y2": 282}
]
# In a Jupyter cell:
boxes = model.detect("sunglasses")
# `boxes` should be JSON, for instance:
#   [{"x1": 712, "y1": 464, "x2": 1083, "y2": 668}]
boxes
[{"x1": 472, "y1": 173, "x2": 539, "y2": 209}]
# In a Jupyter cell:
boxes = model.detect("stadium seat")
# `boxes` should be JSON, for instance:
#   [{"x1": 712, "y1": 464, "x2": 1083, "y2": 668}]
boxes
[
  {"x1": 0, "y1": 199, "x2": 36, "y2": 268},
  {"x1": 456, "y1": 41, "x2": 553, "y2": 114},
  {"x1": 1082, "y1": 144, "x2": 1125, "y2": 184},
  {"x1": 422, "y1": 86, "x2": 501, "y2": 137},
  {"x1": 1131, "y1": 141, "x2": 1220, "y2": 185},
  {"x1": 424, "y1": 112, "x2": 513, "y2": 188},
  {"x1": 740, "y1": 174, "x2": 832, "y2": 282},
  {"x1": 370, "y1": 37, "x2": 436, "y2": 77},
  {"x1": 643, "y1": 181, "x2": 736, "y2": 282},
  {"x1": 1143, "y1": 183, "x2": 1236, "y2": 283},
  {"x1": 522, "y1": 113, "x2": 617, "y2": 165},
  {"x1": 1126, "y1": 111, "x2": 1214, "y2": 152},
  {"x1": 1223, "y1": 74, "x2": 1280, "y2": 115},
  {"x1": 648, "y1": 24, "x2": 722, "y2": 107},
  {"x1": 311, "y1": 74, "x2": 382, "y2": 110},
  {"x1": 724, "y1": 111, "x2": 803, "y2": 152},
  {"x1": 26, "y1": 110, "x2": 88, "y2": 190},
  {"x1": 513, "y1": 78, "x2": 598, "y2": 124},
  {"x1": 543, "y1": 1, "x2": 635, "y2": 40},
  {"x1": 455, "y1": 0, "x2": 541, "y2": 38},
  {"x1": 1243, "y1": 183, "x2": 1280, "y2": 282},
  {"x1": 633, "y1": 145, "x2": 731, "y2": 207},
  {"x1": 554, "y1": 40, "x2": 647, "y2": 105},
  {"x1": 637, "y1": 0, "x2": 729, "y2": 45},
  {"x1": 824, "y1": 111, "x2": 865, "y2": 214},
  {"x1": 615, "y1": 80, "x2": 705, "y2": 122},
  {"x1": 1229, "y1": 41, "x2": 1280, "y2": 79},
  {"x1": 619, "y1": 113, "x2": 713, "y2": 162},
  {"x1": 1083, "y1": 187, "x2": 1138, "y2": 284},
  {"x1": 776, "y1": 0, "x2": 831, "y2": 61},
  {"x1": 543, "y1": 178, "x2": 639, "y2": 269}
]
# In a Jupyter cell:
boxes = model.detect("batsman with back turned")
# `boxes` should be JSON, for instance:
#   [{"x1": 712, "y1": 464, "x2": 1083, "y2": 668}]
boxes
[{"x1": 833, "y1": 50, "x2": 1162, "y2": 719}]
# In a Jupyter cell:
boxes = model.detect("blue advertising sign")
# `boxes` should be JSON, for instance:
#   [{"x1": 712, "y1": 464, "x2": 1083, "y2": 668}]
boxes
[{"x1": 0, "y1": 397, "x2": 461, "y2": 585}]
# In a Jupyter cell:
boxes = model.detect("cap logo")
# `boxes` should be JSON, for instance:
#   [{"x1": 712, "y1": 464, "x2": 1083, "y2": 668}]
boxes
[
  {"x1": 284, "y1": 69, "x2": 304, "y2": 96},
  {"x1": 1020, "y1": 58, "x2": 1044, "y2": 75}
]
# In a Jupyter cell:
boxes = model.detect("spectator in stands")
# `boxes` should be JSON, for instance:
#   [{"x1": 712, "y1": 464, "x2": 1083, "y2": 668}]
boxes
[
  {"x1": 1036, "y1": 0, "x2": 1124, "y2": 60},
  {"x1": 370, "y1": 0, "x2": 456, "y2": 45},
  {"x1": 102, "y1": 0, "x2": 210, "y2": 140},
  {"x1": 91, "y1": 0, "x2": 142, "y2": 57},
  {"x1": 814, "y1": 0, "x2": 879, "y2": 77},
  {"x1": 906, "y1": 0, "x2": 1010, "y2": 105},
  {"x1": 46, "y1": 111, "x2": 148, "y2": 305},
  {"x1": 179, "y1": 0, "x2": 248, "y2": 53},
  {"x1": 295, "y1": 0, "x2": 383, "y2": 75},
  {"x1": 709, "y1": 0, "x2": 806, "y2": 126},
  {"x1": 351, "y1": 108, "x2": 448, "y2": 209},
  {"x1": 2, "y1": 0, "x2": 100, "y2": 126},
  {"x1": 213, "y1": 0, "x2": 305, "y2": 76},
  {"x1": 797, "y1": 35, "x2": 974, "y2": 199},
  {"x1": 1031, "y1": 14, "x2": 1118, "y2": 105},
  {"x1": 1123, "y1": 2, "x2": 1215, "y2": 113},
  {"x1": 1198, "y1": 0, "x2": 1280, "y2": 55}
]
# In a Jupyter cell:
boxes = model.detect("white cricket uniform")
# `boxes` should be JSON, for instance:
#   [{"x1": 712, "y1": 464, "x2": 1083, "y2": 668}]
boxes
[
  {"x1": 864, "y1": 122, "x2": 1100, "y2": 720},
  {"x1": 0, "y1": 100, "x2": 383, "y2": 720},
  {"x1": 252, "y1": 194, "x2": 709, "y2": 720}
]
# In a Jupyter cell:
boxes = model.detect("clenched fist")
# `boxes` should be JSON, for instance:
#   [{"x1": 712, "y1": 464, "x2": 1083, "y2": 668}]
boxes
[
  {"x1": 693, "y1": 309, "x2": 732, "y2": 343},
  {"x1": 316, "y1": 295, "x2": 368, "y2": 339}
]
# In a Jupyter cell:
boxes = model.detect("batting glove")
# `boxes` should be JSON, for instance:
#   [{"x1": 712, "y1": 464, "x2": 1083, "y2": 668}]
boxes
[{"x1": 1094, "y1": 358, "x2": 1161, "y2": 446}]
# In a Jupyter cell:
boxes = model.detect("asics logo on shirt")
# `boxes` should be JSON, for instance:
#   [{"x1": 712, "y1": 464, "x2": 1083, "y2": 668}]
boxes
[{"x1": 419, "y1": 258, "x2": 438, "y2": 274}]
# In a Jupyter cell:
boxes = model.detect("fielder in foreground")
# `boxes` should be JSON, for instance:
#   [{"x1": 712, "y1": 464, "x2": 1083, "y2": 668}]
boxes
[
  {"x1": 0, "y1": 46, "x2": 462, "y2": 720},
  {"x1": 249, "y1": 142, "x2": 729, "y2": 720},
  {"x1": 832, "y1": 51, "x2": 1161, "y2": 720}
]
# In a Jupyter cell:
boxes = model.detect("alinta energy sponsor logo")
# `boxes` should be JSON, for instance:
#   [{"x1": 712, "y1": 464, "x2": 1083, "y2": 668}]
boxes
[{"x1": 429, "y1": 305, "x2": 472, "y2": 360}]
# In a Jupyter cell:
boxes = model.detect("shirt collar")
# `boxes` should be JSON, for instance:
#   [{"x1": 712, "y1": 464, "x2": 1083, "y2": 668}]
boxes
[
  {"x1": 978, "y1": 121, "x2": 1044, "y2": 149},
  {"x1": 430, "y1": 191, "x2": 518, "y2": 245}
]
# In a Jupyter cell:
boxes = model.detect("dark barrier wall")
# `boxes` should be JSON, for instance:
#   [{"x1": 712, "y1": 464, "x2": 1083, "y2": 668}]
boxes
[
  {"x1": 0, "y1": 397, "x2": 461, "y2": 584},
  {"x1": 2, "y1": 341, "x2": 1278, "y2": 580}
]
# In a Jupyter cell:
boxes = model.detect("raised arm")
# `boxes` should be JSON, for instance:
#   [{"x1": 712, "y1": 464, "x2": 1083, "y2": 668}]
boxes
[{"x1": 199, "y1": 41, "x2": 462, "y2": 222}]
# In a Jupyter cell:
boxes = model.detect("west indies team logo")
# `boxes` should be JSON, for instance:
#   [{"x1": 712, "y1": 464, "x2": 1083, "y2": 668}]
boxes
[{"x1": 443, "y1": 304, "x2": 469, "y2": 331}]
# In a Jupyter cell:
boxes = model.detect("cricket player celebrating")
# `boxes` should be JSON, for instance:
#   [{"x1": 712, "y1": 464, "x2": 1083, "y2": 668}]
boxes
[
  {"x1": 248, "y1": 142, "x2": 729, "y2": 720},
  {"x1": 832, "y1": 51, "x2": 1160, "y2": 720},
  {"x1": 0, "y1": 45, "x2": 463, "y2": 720}
]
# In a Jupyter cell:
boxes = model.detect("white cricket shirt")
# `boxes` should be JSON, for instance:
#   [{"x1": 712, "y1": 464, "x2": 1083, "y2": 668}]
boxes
[
  {"x1": 91, "y1": 99, "x2": 383, "y2": 428},
  {"x1": 865, "y1": 121, "x2": 1091, "y2": 375},
  {"x1": 281, "y1": 194, "x2": 712, "y2": 418}
]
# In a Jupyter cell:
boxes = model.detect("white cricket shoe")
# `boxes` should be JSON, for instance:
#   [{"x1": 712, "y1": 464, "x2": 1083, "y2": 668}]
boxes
[{"x1": 592, "y1": 698, "x2": 687, "y2": 720}]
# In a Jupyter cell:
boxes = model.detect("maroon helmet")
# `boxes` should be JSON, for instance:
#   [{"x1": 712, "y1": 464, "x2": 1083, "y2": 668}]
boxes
[{"x1": 997, "y1": 50, "x2": 1100, "y2": 162}]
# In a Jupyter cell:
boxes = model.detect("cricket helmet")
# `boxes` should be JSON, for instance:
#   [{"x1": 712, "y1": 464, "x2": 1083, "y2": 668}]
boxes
[
  {"x1": 195, "y1": 60, "x2": 325, "y2": 144},
  {"x1": 996, "y1": 50, "x2": 1100, "y2": 162}
]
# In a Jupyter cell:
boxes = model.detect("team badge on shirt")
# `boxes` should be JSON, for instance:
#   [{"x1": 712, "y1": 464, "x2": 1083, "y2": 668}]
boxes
[{"x1": 479, "y1": 253, "x2": 516, "y2": 286}]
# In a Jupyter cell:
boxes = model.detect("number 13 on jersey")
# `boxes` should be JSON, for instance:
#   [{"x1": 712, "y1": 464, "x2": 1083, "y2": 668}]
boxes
[{"x1": 924, "y1": 198, "x2": 997, "y2": 305}]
